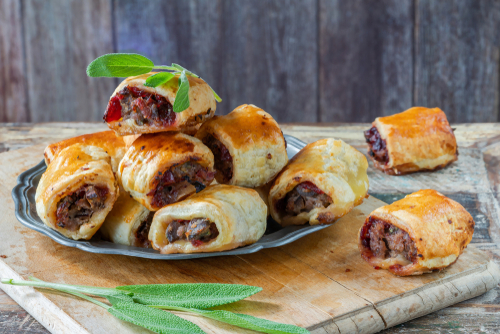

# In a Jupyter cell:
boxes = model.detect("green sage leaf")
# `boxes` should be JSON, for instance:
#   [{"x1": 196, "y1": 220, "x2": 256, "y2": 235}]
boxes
[
  {"x1": 117, "y1": 283, "x2": 262, "y2": 309},
  {"x1": 109, "y1": 301, "x2": 205, "y2": 334},
  {"x1": 171, "y1": 63, "x2": 199, "y2": 78},
  {"x1": 172, "y1": 71, "x2": 190, "y2": 113},
  {"x1": 86, "y1": 53, "x2": 154, "y2": 78},
  {"x1": 144, "y1": 72, "x2": 176, "y2": 88}
]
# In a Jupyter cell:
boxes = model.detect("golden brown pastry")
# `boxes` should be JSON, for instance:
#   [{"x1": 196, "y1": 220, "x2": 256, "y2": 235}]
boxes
[
  {"x1": 118, "y1": 132, "x2": 215, "y2": 211},
  {"x1": 149, "y1": 185, "x2": 267, "y2": 254},
  {"x1": 195, "y1": 104, "x2": 288, "y2": 188},
  {"x1": 44, "y1": 131, "x2": 127, "y2": 173},
  {"x1": 364, "y1": 107, "x2": 458, "y2": 175},
  {"x1": 99, "y1": 190, "x2": 153, "y2": 248},
  {"x1": 104, "y1": 72, "x2": 216, "y2": 136},
  {"x1": 358, "y1": 189, "x2": 474, "y2": 276},
  {"x1": 35, "y1": 144, "x2": 119, "y2": 240},
  {"x1": 269, "y1": 139, "x2": 369, "y2": 226}
]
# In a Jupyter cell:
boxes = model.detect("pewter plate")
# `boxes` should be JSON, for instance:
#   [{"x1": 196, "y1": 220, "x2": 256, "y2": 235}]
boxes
[{"x1": 12, "y1": 135, "x2": 330, "y2": 260}]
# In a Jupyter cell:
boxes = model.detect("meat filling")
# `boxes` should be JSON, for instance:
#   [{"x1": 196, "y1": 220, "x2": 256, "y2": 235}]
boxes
[
  {"x1": 166, "y1": 218, "x2": 219, "y2": 246},
  {"x1": 364, "y1": 126, "x2": 389, "y2": 164},
  {"x1": 104, "y1": 86, "x2": 176, "y2": 125},
  {"x1": 56, "y1": 185, "x2": 109, "y2": 231},
  {"x1": 148, "y1": 162, "x2": 215, "y2": 209},
  {"x1": 134, "y1": 212, "x2": 154, "y2": 248},
  {"x1": 277, "y1": 182, "x2": 333, "y2": 216},
  {"x1": 361, "y1": 217, "x2": 417, "y2": 263},
  {"x1": 202, "y1": 134, "x2": 233, "y2": 183}
]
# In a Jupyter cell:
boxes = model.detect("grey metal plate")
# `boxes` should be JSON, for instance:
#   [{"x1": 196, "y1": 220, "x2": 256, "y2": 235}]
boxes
[{"x1": 12, "y1": 135, "x2": 330, "y2": 260}]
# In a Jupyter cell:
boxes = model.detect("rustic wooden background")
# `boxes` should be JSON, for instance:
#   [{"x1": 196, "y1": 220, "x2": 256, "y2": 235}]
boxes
[{"x1": 1, "y1": 0, "x2": 500, "y2": 123}]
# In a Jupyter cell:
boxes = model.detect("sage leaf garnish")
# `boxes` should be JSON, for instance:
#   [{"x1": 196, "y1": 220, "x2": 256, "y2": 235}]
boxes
[
  {"x1": 86, "y1": 53, "x2": 154, "y2": 78},
  {"x1": 116, "y1": 283, "x2": 262, "y2": 308},
  {"x1": 173, "y1": 71, "x2": 190, "y2": 113},
  {"x1": 144, "y1": 72, "x2": 176, "y2": 88}
]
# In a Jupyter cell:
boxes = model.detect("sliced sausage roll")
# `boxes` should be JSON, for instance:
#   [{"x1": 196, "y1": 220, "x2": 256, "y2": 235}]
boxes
[
  {"x1": 99, "y1": 190, "x2": 153, "y2": 248},
  {"x1": 149, "y1": 185, "x2": 267, "y2": 254},
  {"x1": 195, "y1": 104, "x2": 288, "y2": 188},
  {"x1": 358, "y1": 189, "x2": 474, "y2": 276},
  {"x1": 269, "y1": 139, "x2": 369, "y2": 226},
  {"x1": 104, "y1": 72, "x2": 216, "y2": 136},
  {"x1": 35, "y1": 144, "x2": 119, "y2": 240},
  {"x1": 364, "y1": 107, "x2": 458, "y2": 175},
  {"x1": 118, "y1": 132, "x2": 215, "y2": 211},
  {"x1": 44, "y1": 131, "x2": 127, "y2": 173}
]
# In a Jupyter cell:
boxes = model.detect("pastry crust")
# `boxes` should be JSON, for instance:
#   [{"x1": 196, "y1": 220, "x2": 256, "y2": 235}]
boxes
[
  {"x1": 35, "y1": 144, "x2": 119, "y2": 240},
  {"x1": 358, "y1": 189, "x2": 474, "y2": 276},
  {"x1": 195, "y1": 104, "x2": 288, "y2": 187},
  {"x1": 99, "y1": 189, "x2": 152, "y2": 247},
  {"x1": 106, "y1": 72, "x2": 216, "y2": 136},
  {"x1": 44, "y1": 131, "x2": 127, "y2": 173},
  {"x1": 149, "y1": 185, "x2": 267, "y2": 254},
  {"x1": 269, "y1": 139, "x2": 369, "y2": 226},
  {"x1": 369, "y1": 107, "x2": 458, "y2": 175},
  {"x1": 118, "y1": 132, "x2": 215, "y2": 211}
]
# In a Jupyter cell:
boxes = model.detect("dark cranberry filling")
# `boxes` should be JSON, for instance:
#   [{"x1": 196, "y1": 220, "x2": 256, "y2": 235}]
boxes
[
  {"x1": 166, "y1": 218, "x2": 219, "y2": 246},
  {"x1": 364, "y1": 126, "x2": 389, "y2": 164},
  {"x1": 202, "y1": 134, "x2": 233, "y2": 183},
  {"x1": 276, "y1": 181, "x2": 333, "y2": 216},
  {"x1": 134, "y1": 212, "x2": 154, "y2": 248},
  {"x1": 147, "y1": 162, "x2": 215, "y2": 209},
  {"x1": 103, "y1": 86, "x2": 176, "y2": 126}
]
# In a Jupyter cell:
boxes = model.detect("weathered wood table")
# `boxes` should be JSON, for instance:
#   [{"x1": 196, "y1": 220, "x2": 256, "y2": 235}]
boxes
[{"x1": 0, "y1": 122, "x2": 499, "y2": 334}]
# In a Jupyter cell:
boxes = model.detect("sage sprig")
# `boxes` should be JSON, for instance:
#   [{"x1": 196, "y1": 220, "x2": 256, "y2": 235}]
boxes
[
  {"x1": 86, "y1": 53, "x2": 222, "y2": 113},
  {"x1": 1, "y1": 277, "x2": 309, "y2": 334}
]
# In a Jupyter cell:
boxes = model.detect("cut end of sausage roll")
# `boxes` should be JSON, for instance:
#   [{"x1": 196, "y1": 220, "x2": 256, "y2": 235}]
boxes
[
  {"x1": 104, "y1": 72, "x2": 216, "y2": 136},
  {"x1": 270, "y1": 139, "x2": 369, "y2": 226},
  {"x1": 149, "y1": 184, "x2": 267, "y2": 254},
  {"x1": 118, "y1": 132, "x2": 215, "y2": 211},
  {"x1": 35, "y1": 144, "x2": 119, "y2": 240},
  {"x1": 195, "y1": 104, "x2": 288, "y2": 188},
  {"x1": 364, "y1": 107, "x2": 458, "y2": 175},
  {"x1": 358, "y1": 189, "x2": 474, "y2": 276},
  {"x1": 44, "y1": 131, "x2": 127, "y2": 173},
  {"x1": 99, "y1": 189, "x2": 154, "y2": 248}
]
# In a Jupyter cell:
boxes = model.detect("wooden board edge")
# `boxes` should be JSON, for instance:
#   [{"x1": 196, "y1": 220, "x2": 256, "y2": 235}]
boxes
[{"x1": 0, "y1": 259, "x2": 89, "y2": 334}]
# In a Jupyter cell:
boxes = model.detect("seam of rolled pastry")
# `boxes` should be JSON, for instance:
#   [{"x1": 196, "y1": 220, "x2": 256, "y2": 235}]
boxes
[
  {"x1": 149, "y1": 185, "x2": 267, "y2": 254},
  {"x1": 35, "y1": 144, "x2": 119, "y2": 240},
  {"x1": 195, "y1": 104, "x2": 288, "y2": 188},
  {"x1": 269, "y1": 139, "x2": 369, "y2": 226},
  {"x1": 358, "y1": 189, "x2": 474, "y2": 276},
  {"x1": 118, "y1": 132, "x2": 215, "y2": 211},
  {"x1": 365, "y1": 107, "x2": 458, "y2": 175},
  {"x1": 104, "y1": 72, "x2": 216, "y2": 136}
]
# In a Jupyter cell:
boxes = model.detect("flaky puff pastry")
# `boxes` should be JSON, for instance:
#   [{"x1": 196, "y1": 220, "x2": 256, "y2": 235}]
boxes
[
  {"x1": 269, "y1": 139, "x2": 369, "y2": 226},
  {"x1": 106, "y1": 72, "x2": 216, "y2": 136},
  {"x1": 35, "y1": 144, "x2": 119, "y2": 240},
  {"x1": 118, "y1": 132, "x2": 214, "y2": 211},
  {"x1": 358, "y1": 189, "x2": 474, "y2": 276},
  {"x1": 195, "y1": 104, "x2": 288, "y2": 187},
  {"x1": 44, "y1": 131, "x2": 127, "y2": 173},
  {"x1": 99, "y1": 189, "x2": 153, "y2": 247},
  {"x1": 370, "y1": 107, "x2": 458, "y2": 175},
  {"x1": 149, "y1": 185, "x2": 267, "y2": 254}
]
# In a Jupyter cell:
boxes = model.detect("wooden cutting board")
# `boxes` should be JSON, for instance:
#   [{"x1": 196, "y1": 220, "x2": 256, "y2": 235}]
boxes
[{"x1": 0, "y1": 144, "x2": 498, "y2": 334}]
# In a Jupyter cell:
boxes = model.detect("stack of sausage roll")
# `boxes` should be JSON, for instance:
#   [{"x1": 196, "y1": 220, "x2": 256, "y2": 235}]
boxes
[
  {"x1": 35, "y1": 72, "x2": 473, "y2": 274},
  {"x1": 36, "y1": 73, "x2": 370, "y2": 255}
]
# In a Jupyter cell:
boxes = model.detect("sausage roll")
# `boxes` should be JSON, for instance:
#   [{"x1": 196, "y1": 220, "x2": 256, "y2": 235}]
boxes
[
  {"x1": 149, "y1": 185, "x2": 267, "y2": 254},
  {"x1": 269, "y1": 139, "x2": 369, "y2": 226},
  {"x1": 104, "y1": 72, "x2": 216, "y2": 136},
  {"x1": 44, "y1": 131, "x2": 127, "y2": 173},
  {"x1": 99, "y1": 190, "x2": 153, "y2": 248},
  {"x1": 195, "y1": 104, "x2": 288, "y2": 188},
  {"x1": 118, "y1": 132, "x2": 215, "y2": 211},
  {"x1": 35, "y1": 144, "x2": 119, "y2": 240},
  {"x1": 364, "y1": 107, "x2": 458, "y2": 175},
  {"x1": 358, "y1": 189, "x2": 474, "y2": 276}
]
